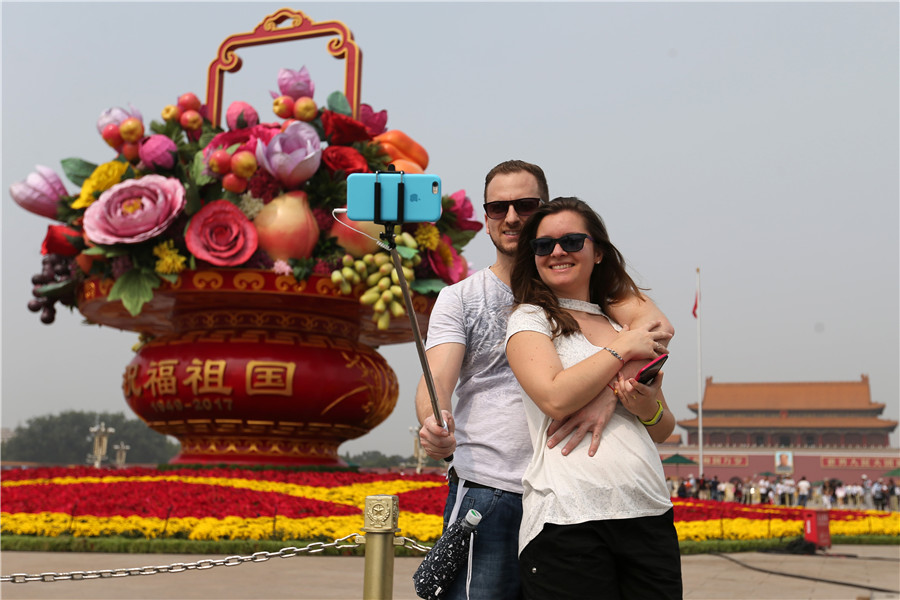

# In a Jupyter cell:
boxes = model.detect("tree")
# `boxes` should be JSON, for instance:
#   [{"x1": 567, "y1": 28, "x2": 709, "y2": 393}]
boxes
[{"x1": 1, "y1": 410, "x2": 178, "y2": 465}]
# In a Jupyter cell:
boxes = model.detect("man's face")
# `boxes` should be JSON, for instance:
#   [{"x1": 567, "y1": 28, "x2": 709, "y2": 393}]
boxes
[{"x1": 483, "y1": 171, "x2": 542, "y2": 258}]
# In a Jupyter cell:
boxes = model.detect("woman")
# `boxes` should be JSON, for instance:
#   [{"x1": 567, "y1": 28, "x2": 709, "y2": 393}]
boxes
[{"x1": 504, "y1": 197, "x2": 682, "y2": 599}]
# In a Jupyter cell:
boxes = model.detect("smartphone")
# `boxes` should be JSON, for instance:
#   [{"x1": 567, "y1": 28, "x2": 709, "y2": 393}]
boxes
[
  {"x1": 636, "y1": 354, "x2": 668, "y2": 385},
  {"x1": 346, "y1": 172, "x2": 442, "y2": 223}
]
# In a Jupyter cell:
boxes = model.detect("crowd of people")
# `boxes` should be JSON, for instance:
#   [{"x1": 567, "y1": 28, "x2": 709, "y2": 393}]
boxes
[{"x1": 669, "y1": 473, "x2": 899, "y2": 511}]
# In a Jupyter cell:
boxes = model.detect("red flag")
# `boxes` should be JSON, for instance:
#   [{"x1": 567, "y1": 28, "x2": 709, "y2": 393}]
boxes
[{"x1": 692, "y1": 291, "x2": 699, "y2": 318}]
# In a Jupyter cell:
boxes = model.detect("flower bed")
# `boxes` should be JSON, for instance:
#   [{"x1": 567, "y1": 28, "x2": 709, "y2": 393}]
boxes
[{"x1": 2, "y1": 467, "x2": 898, "y2": 543}]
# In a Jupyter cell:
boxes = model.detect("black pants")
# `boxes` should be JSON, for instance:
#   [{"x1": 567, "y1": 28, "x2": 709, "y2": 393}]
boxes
[{"x1": 519, "y1": 509, "x2": 682, "y2": 600}]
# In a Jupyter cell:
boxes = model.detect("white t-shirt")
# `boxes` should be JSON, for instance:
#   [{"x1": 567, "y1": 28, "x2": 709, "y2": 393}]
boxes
[
  {"x1": 424, "y1": 268, "x2": 532, "y2": 493},
  {"x1": 506, "y1": 302, "x2": 672, "y2": 554}
]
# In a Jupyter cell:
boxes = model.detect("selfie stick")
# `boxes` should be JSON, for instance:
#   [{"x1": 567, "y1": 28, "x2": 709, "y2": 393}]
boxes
[{"x1": 372, "y1": 170, "x2": 452, "y2": 462}]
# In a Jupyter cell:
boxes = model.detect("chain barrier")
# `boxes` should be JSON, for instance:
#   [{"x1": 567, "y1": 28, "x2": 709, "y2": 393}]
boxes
[{"x1": 1, "y1": 533, "x2": 370, "y2": 584}]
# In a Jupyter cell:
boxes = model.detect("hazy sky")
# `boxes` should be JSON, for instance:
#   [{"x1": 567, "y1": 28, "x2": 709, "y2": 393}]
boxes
[{"x1": 2, "y1": 2, "x2": 898, "y2": 458}]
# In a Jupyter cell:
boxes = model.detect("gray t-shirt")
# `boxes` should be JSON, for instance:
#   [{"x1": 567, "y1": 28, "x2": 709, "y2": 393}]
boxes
[{"x1": 424, "y1": 268, "x2": 532, "y2": 493}]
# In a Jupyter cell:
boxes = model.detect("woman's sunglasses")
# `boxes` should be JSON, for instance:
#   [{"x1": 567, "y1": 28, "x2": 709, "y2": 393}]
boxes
[
  {"x1": 482, "y1": 198, "x2": 541, "y2": 220},
  {"x1": 530, "y1": 233, "x2": 594, "y2": 256}
]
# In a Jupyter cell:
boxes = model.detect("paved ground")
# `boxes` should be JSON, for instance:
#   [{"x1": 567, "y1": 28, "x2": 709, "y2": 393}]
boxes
[{"x1": 1, "y1": 544, "x2": 898, "y2": 599}]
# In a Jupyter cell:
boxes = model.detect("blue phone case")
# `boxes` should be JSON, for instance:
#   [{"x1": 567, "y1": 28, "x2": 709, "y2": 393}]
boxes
[{"x1": 346, "y1": 173, "x2": 442, "y2": 223}]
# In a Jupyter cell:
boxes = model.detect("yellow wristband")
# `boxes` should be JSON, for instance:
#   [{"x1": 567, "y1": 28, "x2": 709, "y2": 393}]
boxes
[{"x1": 640, "y1": 400, "x2": 664, "y2": 426}]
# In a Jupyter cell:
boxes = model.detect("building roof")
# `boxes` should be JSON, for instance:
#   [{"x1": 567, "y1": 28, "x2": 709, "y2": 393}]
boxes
[
  {"x1": 686, "y1": 375, "x2": 884, "y2": 412},
  {"x1": 676, "y1": 416, "x2": 899, "y2": 430}
]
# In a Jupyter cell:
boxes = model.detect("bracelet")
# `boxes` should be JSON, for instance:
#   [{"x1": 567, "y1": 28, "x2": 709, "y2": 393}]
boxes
[
  {"x1": 640, "y1": 400, "x2": 664, "y2": 426},
  {"x1": 601, "y1": 347, "x2": 625, "y2": 363}
]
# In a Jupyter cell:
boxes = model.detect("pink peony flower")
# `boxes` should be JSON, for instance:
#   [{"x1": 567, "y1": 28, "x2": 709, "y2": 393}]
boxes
[
  {"x1": 9, "y1": 165, "x2": 69, "y2": 220},
  {"x1": 269, "y1": 66, "x2": 315, "y2": 101},
  {"x1": 359, "y1": 104, "x2": 388, "y2": 137},
  {"x1": 83, "y1": 175, "x2": 186, "y2": 245},
  {"x1": 446, "y1": 190, "x2": 484, "y2": 232},
  {"x1": 185, "y1": 200, "x2": 258, "y2": 267},
  {"x1": 138, "y1": 135, "x2": 178, "y2": 171},
  {"x1": 96, "y1": 105, "x2": 142, "y2": 134},
  {"x1": 255, "y1": 121, "x2": 322, "y2": 189},
  {"x1": 226, "y1": 101, "x2": 260, "y2": 130},
  {"x1": 428, "y1": 234, "x2": 468, "y2": 285}
]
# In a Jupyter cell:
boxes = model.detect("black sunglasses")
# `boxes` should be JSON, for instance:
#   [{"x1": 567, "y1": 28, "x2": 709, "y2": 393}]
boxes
[
  {"x1": 482, "y1": 198, "x2": 541, "y2": 220},
  {"x1": 530, "y1": 233, "x2": 594, "y2": 256}
]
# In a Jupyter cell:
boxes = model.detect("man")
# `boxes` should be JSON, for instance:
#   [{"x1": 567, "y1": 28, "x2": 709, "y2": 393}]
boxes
[{"x1": 416, "y1": 160, "x2": 674, "y2": 599}]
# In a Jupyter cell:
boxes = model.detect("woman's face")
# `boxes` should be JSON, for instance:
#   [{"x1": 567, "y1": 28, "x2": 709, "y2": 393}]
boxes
[{"x1": 533, "y1": 210, "x2": 601, "y2": 301}]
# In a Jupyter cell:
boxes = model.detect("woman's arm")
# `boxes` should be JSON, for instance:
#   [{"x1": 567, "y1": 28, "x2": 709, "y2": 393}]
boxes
[{"x1": 506, "y1": 321, "x2": 670, "y2": 420}]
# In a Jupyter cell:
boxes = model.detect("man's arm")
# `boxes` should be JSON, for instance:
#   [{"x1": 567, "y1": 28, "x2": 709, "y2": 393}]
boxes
[
  {"x1": 415, "y1": 342, "x2": 465, "y2": 460},
  {"x1": 607, "y1": 293, "x2": 675, "y2": 342}
]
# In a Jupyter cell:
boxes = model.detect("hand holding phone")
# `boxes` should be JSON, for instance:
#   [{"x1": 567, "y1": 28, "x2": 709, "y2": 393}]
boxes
[{"x1": 636, "y1": 354, "x2": 668, "y2": 385}]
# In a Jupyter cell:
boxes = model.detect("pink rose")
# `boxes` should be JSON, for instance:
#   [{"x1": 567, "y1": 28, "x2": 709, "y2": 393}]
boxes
[
  {"x1": 139, "y1": 135, "x2": 178, "y2": 171},
  {"x1": 185, "y1": 200, "x2": 258, "y2": 266},
  {"x1": 9, "y1": 165, "x2": 69, "y2": 220},
  {"x1": 83, "y1": 175, "x2": 185, "y2": 244}
]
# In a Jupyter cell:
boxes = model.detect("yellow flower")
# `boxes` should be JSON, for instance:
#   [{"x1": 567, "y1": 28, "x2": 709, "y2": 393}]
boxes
[
  {"x1": 70, "y1": 161, "x2": 129, "y2": 209},
  {"x1": 153, "y1": 239, "x2": 186, "y2": 274},
  {"x1": 414, "y1": 223, "x2": 440, "y2": 251}
]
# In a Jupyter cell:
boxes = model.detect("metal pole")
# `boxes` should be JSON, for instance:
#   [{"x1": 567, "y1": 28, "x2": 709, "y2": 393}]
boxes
[
  {"x1": 696, "y1": 268, "x2": 704, "y2": 479},
  {"x1": 362, "y1": 494, "x2": 399, "y2": 600}
]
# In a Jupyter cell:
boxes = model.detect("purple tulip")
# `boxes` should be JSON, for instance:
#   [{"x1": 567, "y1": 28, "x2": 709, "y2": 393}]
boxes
[
  {"x1": 269, "y1": 66, "x2": 315, "y2": 101},
  {"x1": 96, "y1": 104, "x2": 143, "y2": 134},
  {"x1": 255, "y1": 121, "x2": 322, "y2": 189},
  {"x1": 83, "y1": 175, "x2": 185, "y2": 245},
  {"x1": 139, "y1": 135, "x2": 178, "y2": 171},
  {"x1": 9, "y1": 165, "x2": 69, "y2": 220},
  {"x1": 226, "y1": 101, "x2": 260, "y2": 130}
]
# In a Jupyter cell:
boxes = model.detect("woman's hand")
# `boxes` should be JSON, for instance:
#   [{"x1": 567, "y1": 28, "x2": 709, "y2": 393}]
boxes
[
  {"x1": 609, "y1": 322, "x2": 671, "y2": 363},
  {"x1": 613, "y1": 370, "x2": 665, "y2": 423}
]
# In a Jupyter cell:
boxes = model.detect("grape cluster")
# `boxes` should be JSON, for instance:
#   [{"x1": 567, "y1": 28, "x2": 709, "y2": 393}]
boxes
[
  {"x1": 331, "y1": 233, "x2": 422, "y2": 330},
  {"x1": 27, "y1": 254, "x2": 76, "y2": 324}
]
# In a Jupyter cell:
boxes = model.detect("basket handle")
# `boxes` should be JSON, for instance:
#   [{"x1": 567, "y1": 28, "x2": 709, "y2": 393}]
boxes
[{"x1": 205, "y1": 8, "x2": 362, "y2": 126}]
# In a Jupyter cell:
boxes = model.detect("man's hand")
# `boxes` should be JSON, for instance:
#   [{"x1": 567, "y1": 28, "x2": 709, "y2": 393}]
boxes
[
  {"x1": 546, "y1": 389, "x2": 617, "y2": 457},
  {"x1": 418, "y1": 409, "x2": 456, "y2": 460}
]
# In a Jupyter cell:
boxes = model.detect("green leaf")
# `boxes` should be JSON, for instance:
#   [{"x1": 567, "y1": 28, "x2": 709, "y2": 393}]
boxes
[
  {"x1": 82, "y1": 244, "x2": 129, "y2": 258},
  {"x1": 60, "y1": 158, "x2": 98, "y2": 187},
  {"x1": 189, "y1": 152, "x2": 216, "y2": 187},
  {"x1": 395, "y1": 245, "x2": 418, "y2": 260},
  {"x1": 326, "y1": 91, "x2": 352, "y2": 116},
  {"x1": 410, "y1": 278, "x2": 446, "y2": 295},
  {"x1": 107, "y1": 269, "x2": 160, "y2": 316},
  {"x1": 444, "y1": 228, "x2": 478, "y2": 249},
  {"x1": 158, "y1": 272, "x2": 178, "y2": 284},
  {"x1": 33, "y1": 279, "x2": 76, "y2": 299}
]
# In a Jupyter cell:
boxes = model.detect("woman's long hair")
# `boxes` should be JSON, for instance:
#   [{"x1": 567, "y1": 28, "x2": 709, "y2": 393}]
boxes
[{"x1": 509, "y1": 197, "x2": 645, "y2": 337}]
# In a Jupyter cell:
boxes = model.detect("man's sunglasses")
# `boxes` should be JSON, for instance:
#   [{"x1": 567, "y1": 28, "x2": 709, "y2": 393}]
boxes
[
  {"x1": 530, "y1": 233, "x2": 594, "y2": 256},
  {"x1": 482, "y1": 198, "x2": 541, "y2": 220}
]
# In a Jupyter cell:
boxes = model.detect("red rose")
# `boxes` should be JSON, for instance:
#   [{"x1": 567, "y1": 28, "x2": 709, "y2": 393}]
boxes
[
  {"x1": 185, "y1": 200, "x2": 258, "y2": 266},
  {"x1": 322, "y1": 146, "x2": 370, "y2": 175},
  {"x1": 41, "y1": 224, "x2": 81, "y2": 256},
  {"x1": 320, "y1": 111, "x2": 371, "y2": 145}
]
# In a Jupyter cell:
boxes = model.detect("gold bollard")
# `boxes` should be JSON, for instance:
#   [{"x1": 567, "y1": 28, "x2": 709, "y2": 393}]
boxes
[{"x1": 361, "y1": 494, "x2": 400, "y2": 600}]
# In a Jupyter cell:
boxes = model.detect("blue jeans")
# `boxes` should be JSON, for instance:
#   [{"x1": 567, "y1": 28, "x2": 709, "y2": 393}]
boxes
[{"x1": 441, "y1": 480, "x2": 523, "y2": 600}]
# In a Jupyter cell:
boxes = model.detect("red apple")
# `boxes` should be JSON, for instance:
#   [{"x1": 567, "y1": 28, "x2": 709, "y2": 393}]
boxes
[
  {"x1": 222, "y1": 173, "x2": 247, "y2": 194},
  {"x1": 177, "y1": 92, "x2": 202, "y2": 112},
  {"x1": 231, "y1": 150, "x2": 258, "y2": 179},
  {"x1": 253, "y1": 191, "x2": 320, "y2": 260},
  {"x1": 119, "y1": 117, "x2": 144, "y2": 143},
  {"x1": 331, "y1": 210, "x2": 385, "y2": 257},
  {"x1": 121, "y1": 142, "x2": 141, "y2": 163},
  {"x1": 101, "y1": 123, "x2": 123, "y2": 149},
  {"x1": 208, "y1": 149, "x2": 232, "y2": 174},
  {"x1": 272, "y1": 96, "x2": 295, "y2": 119},
  {"x1": 180, "y1": 109, "x2": 202, "y2": 131}
]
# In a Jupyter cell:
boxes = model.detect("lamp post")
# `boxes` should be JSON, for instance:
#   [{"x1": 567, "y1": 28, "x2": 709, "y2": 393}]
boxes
[
  {"x1": 113, "y1": 441, "x2": 130, "y2": 468},
  {"x1": 88, "y1": 422, "x2": 115, "y2": 468}
]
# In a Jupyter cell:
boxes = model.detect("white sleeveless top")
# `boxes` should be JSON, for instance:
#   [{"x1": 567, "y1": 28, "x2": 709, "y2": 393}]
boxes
[{"x1": 506, "y1": 300, "x2": 672, "y2": 554}]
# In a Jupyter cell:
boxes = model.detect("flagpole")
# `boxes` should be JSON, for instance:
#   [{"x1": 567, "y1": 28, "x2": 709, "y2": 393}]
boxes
[{"x1": 696, "y1": 267, "x2": 704, "y2": 479}]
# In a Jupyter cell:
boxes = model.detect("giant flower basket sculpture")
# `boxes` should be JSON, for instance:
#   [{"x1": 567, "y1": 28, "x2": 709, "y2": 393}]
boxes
[{"x1": 10, "y1": 9, "x2": 482, "y2": 466}]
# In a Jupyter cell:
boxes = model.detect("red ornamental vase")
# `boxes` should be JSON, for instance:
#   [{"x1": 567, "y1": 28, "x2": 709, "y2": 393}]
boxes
[{"x1": 78, "y1": 270, "x2": 434, "y2": 466}]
